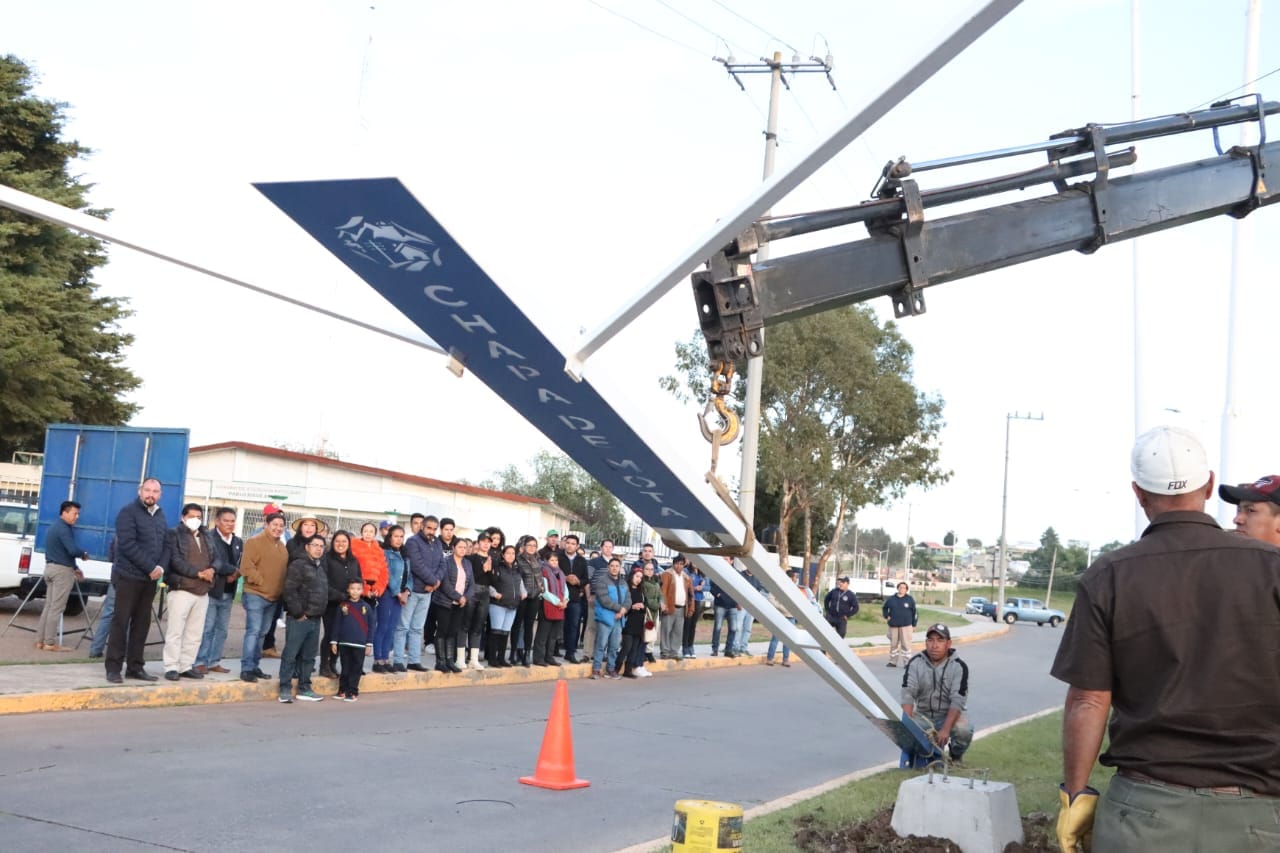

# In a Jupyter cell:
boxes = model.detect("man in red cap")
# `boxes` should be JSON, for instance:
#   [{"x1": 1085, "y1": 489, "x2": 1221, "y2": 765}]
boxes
[{"x1": 1219, "y1": 475, "x2": 1280, "y2": 546}]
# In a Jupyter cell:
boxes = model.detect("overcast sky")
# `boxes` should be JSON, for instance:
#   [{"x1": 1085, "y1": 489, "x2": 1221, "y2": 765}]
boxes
[{"x1": 5, "y1": 0, "x2": 1277, "y2": 553}]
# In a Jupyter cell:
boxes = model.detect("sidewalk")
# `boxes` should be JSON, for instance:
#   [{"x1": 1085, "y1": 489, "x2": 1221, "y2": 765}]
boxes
[{"x1": 0, "y1": 615, "x2": 1006, "y2": 715}]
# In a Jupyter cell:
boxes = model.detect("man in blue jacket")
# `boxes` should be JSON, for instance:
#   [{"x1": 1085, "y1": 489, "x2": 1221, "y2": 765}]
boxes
[
  {"x1": 590, "y1": 556, "x2": 628, "y2": 679},
  {"x1": 106, "y1": 479, "x2": 170, "y2": 684},
  {"x1": 401, "y1": 515, "x2": 444, "y2": 672},
  {"x1": 823, "y1": 576, "x2": 860, "y2": 638}
]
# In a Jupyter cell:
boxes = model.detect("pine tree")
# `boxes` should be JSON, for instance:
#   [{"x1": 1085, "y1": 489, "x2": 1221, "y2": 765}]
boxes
[{"x1": 0, "y1": 55, "x2": 139, "y2": 457}]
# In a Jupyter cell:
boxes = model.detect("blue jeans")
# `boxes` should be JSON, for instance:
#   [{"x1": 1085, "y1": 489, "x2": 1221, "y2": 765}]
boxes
[
  {"x1": 562, "y1": 598, "x2": 586, "y2": 658},
  {"x1": 767, "y1": 616, "x2": 797, "y2": 663},
  {"x1": 735, "y1": 610, "x2": 753, "y2": 653},
  {"x1": 592, "y1": 619, "x2": 622, "y2": 671},
  {"x1": 89, "y1": 583, "x2": 116, "y2": 656},
  {"x1": 712, "y1": 606, "x2": 738, "y2": 654},
  {"x1": 402, "y1": 591, "x2": 431, "y2": 665},
  {"x1": 240, "y1": 592, "x2": 274, "y2": 674},
  {"x1": 373, "y1": 591, "x2": 402, "y2": 661},
  {"x1": 488, "y1": 603, "x2": 516, "y2": 632},
  {"x1": 195, "y1": 594, "x2": 233, "y2": 668}
]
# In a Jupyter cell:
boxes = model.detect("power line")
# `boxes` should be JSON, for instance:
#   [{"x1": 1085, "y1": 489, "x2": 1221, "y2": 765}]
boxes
[
  {"x1": 1188, "y1": 64, "x2": 1280, "y2": 111},
  {"x1": 586, "y1": 0, "x2": 710, "y2": 57},
  {"x1": 652, "y1": 0, "x2": 749, "y2": 56},
  {"x1": 708, "y1": 0, "x2": 799, "y2": 54}
]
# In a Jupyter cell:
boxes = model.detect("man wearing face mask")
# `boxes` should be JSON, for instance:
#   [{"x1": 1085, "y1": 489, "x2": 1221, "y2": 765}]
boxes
[{"x1": 162, "y1": 504, "x2": 217, "y2": 681}]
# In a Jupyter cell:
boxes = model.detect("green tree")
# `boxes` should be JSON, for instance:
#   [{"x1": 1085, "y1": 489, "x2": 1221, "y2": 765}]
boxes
[
  {"x1": 480, "y1": 450, "x2": 626, "y2": 546},
  {"x1": 0, "y1": 55, "x2": 139, "y2": 458},
  {"x1": 663, "y1": 306, "x2": 949, "y2": 583},
  {"x1": 1022, "y1": 526, "x2": 1089, "y2": 591},
  {"x1": 943, "y1": 530, "x2": 956, "y2": 547}
]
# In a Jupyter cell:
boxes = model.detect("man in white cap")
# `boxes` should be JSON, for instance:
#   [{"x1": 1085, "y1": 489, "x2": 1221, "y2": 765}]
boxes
[{"x1": 1052, "y1": 426, "x2": 1280, "y2": 852}]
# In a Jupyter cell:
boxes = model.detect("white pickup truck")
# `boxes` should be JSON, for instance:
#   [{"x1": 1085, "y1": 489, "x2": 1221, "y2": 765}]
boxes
[{"x1": 0, "y1": 502, "x2": 111, "y2": 615}]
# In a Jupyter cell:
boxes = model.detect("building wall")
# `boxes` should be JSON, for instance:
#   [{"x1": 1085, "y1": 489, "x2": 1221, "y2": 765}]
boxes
[{"x1": 185, "y1": 447, "x2": 572, "y2": 541}]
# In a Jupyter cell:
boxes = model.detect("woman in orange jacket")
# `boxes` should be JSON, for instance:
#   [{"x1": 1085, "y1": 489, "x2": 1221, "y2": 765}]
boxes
[{"x1": 351, "y1": 522, "x2": 389, "y2": 600}]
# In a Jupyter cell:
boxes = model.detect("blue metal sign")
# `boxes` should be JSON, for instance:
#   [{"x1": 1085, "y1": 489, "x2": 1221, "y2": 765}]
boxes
[
  {"x1": 37, "y1": 424, "x2": 190, "y2": 560},
  {"x1": 256, "y1": 178, "x2": 721, "y2": 533}
]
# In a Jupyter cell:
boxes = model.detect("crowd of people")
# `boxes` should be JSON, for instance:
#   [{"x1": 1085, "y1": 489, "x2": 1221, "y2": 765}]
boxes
[{"x1": 74, "y1": 494, "x2": 814, "y2": 696}]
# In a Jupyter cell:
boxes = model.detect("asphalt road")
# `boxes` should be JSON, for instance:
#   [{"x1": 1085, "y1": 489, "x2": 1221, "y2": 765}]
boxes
[{"x1": 2, "y1": 624, "x2": 1069, "y2": 852}]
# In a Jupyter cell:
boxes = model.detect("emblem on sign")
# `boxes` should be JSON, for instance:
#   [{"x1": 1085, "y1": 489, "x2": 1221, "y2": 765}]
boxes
[{"x1": 335, "y1": 216, "x2": 443, "y2": 271}]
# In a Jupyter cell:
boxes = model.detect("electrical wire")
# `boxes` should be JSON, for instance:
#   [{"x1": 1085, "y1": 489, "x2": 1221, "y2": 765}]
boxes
[
  {"x1": 1187, "y1": 64, "x2": 1280, "y2": 111},
  {"x1": 708, "y1": 0, "x2": 799, "y2": 54},
  {"x1": 652, "y1": 0, "x2": 749, "y2": 56},
  {"x1": 586, "y1": 0, "x2": 711, "y2": 58}
]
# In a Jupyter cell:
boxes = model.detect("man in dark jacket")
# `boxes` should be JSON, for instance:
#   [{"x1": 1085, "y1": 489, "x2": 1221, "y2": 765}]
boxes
[
  {"x1": 106, "y1": 478, "x2": 170, "y2": 684},
  {"x1": 559, "y1": 534, "x2": 590, "y2": 663},
  {"x1": 195, "y1": 507, "x2": 242, "y2": 674},
  {"x1": 279, "y1": 535, "x2": 329, "y2": 703},
  {"x1": 402, "y1": 515, "x2": 443, "y2": 672},
  {"x1": 162, "y1": 503, "x2": 216, "y2": 681},
  {"x1": 823, "y1": 576, "x2": 860, "y2": 639}
]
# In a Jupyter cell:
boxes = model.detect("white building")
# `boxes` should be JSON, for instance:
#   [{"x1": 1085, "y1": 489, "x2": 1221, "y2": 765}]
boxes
[{"x1": 185, "y1": 441, "x2": 575, "y2": 539}]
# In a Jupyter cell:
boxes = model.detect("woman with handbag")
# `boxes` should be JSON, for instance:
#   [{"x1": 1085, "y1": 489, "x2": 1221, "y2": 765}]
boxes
[
  {"x1": 637, "y1": 560, "x2": 663, "y2": 676},
  {"x1": 531, "y1": 553, "x2": 568, "y2": 666}
]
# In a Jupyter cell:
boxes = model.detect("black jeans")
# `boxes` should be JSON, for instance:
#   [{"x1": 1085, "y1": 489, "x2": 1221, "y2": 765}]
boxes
[
  {"x1": 320, "y1": 601, "x2": 340, "y2": 672},
  {"x1": 532, "y1": 611, "x2": 561, "y2": 663},
  {"x1": 616, "y1": 634, "x2": 640, "y2": 674},
  {"x1": 683, "y1": 601, "x2": 704, "y2": 651},
  {"x1": 459, "y1": 593, "x2": 487, "y2": 651},
  {"x1": 511, "y1": 598, "x2": 540, "y2": 654},
  {"x1": 106, "y1": 576, "x2": 156, "y2": 675},
  {"x1": 338, "y1": 646, "x2": 365, "y2": 695}
]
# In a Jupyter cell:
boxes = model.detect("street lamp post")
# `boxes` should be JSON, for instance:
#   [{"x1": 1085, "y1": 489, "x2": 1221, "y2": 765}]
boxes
[{"x1": 997, "y1": 412, "x2": 1043, "y2": 618}]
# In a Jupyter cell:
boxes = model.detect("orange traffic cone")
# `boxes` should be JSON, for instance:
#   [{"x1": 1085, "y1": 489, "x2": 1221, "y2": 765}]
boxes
[{"x1": 519, "y1": 679, "x2": 590, "y2": 790}]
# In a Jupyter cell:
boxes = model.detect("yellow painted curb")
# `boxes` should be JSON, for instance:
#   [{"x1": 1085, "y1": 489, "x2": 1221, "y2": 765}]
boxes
[{"x1": 0, "y1": 623, "x2": 1008, "y2": 716}]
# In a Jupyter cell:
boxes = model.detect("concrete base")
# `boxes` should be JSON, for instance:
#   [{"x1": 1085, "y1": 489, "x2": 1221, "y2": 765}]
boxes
[{"x1": 891, "y1": 773, "x2": 1023, "y2": 853}]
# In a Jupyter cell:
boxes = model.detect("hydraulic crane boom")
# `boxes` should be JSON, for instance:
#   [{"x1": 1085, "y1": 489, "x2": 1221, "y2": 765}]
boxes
[{"x1": 695, "y1": 97, "x2": 1279, "y2": 363}]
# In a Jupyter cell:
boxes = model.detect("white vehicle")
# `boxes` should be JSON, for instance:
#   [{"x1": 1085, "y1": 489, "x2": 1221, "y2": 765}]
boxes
[
  {"x1": 0, "y1": 502, "x2": 111, "y2": 616},
  {"x1": 848, "y1": 578, "x2": 896, "y2": 602}
]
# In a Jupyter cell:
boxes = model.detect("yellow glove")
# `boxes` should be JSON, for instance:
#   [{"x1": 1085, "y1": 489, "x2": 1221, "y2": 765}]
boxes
[{"x1": 1057, "y1": 784, "x2": 1099, "y2": 852}]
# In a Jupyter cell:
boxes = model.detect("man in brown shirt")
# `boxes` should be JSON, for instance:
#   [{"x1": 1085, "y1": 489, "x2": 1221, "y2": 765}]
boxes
[
  {"x1": 239, "y1": 512, "x2": 289, "y2": 682},
  {"x1": 1052, "y1": 426, "x2": 1280, "y2": 852}
]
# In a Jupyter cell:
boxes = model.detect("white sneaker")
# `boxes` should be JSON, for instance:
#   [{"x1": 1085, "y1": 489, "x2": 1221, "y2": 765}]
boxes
[
  {"x1": 635, "y1": 666, "x2": 652, "y2": 677},
  {"x1": 470, "y1": 657, "x2": 486, "y2": 670}
]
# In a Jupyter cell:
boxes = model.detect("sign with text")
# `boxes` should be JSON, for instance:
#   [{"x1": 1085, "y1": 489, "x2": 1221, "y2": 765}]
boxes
[{"x1": 256, "y1": 179, "x2": 721, "y2": 534}]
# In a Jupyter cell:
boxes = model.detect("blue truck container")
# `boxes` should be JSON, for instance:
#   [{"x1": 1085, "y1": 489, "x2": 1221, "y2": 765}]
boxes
[{"x1": 35, "y1": 425, "x2": 190, "y2": 563}]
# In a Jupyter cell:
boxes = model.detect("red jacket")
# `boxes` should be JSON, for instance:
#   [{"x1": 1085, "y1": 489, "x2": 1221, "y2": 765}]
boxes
[{"x1": 350, "y1": 538, "x2": 389, "y2": 597}]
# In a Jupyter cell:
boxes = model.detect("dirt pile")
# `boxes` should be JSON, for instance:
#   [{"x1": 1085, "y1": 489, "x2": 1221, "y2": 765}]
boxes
[{"x1": 793, "y1": 807, "x2": 1058, "y2": 852}]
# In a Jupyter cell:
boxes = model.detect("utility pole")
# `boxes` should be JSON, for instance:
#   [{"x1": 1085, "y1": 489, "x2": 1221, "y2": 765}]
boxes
[
  {"x1": 997, "y1": 412, "x2": 1043, "y2": 618},
  {"x1": 716, "y1": 51, "x2": 835, "y2": 530},
  {"x1": 1045, "y1": 545, "x2": 1058, "y2": 605},
  {"x1": 904, "y1": 502, "x2": 913, "y2": 580}
]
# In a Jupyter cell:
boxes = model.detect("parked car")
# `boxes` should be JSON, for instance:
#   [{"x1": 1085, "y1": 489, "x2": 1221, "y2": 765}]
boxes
[
  {"x1": 1001, "y1": 597, "x2": 1065, "y2": 627},
  {"x1": 964, "y1": 596, "x2": 989, "y2": 615}
]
